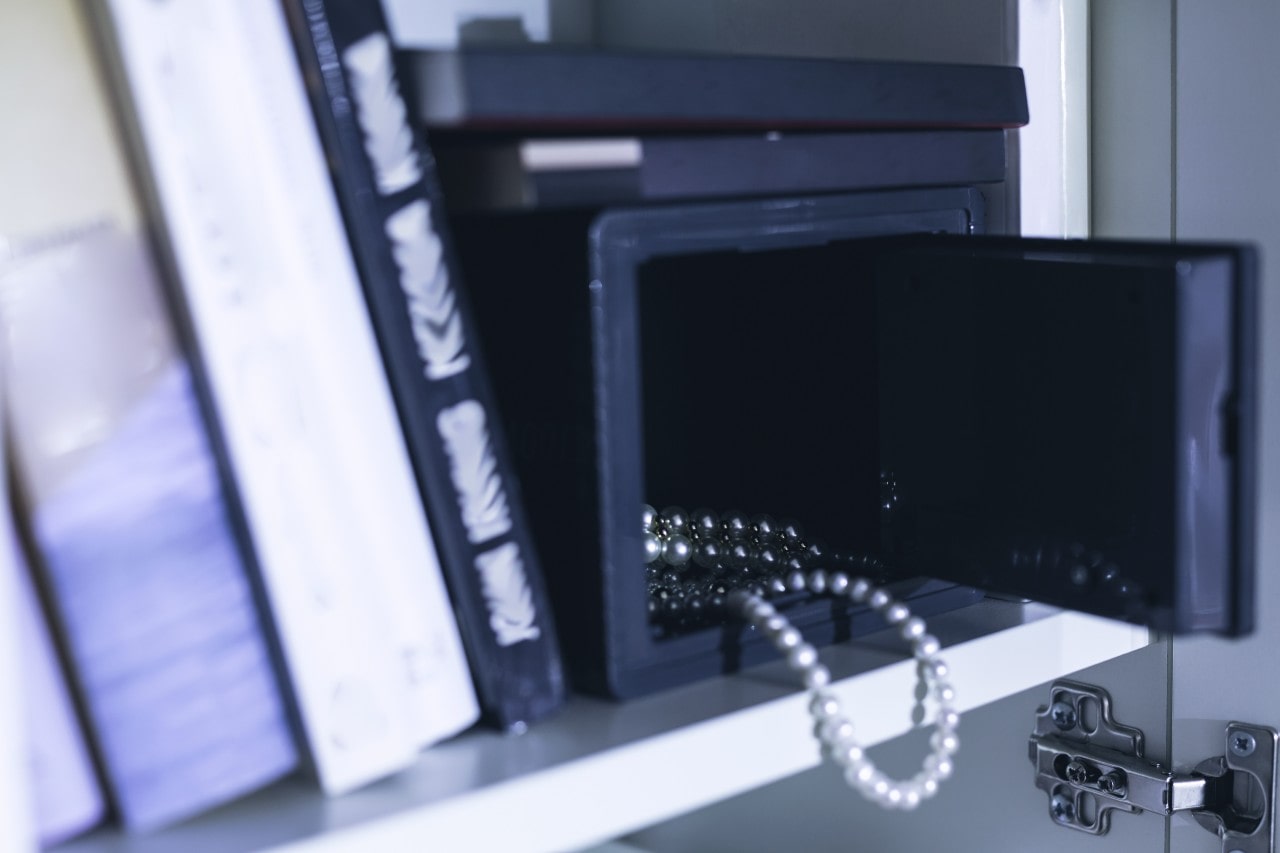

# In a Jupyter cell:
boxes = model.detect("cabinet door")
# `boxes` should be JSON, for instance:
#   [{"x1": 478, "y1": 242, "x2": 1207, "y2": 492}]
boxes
[{"x1": 874, "y1": 235, "x2": 1257, "y2": 637}]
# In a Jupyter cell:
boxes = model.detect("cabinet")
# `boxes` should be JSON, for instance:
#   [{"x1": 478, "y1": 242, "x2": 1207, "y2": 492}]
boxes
[{"x1": 5, "y1": 1, "x2": 1275, "y2": 851}]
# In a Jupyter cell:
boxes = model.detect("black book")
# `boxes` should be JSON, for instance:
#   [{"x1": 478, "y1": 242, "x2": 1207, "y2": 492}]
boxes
[
  {"x1": 433, "y1": 129, "x2": 1008, "y2": 211},
  {"x1": 408, "y1": 47, "x2": 1029, "y2": 131},
  {"x1": 284, "y1": 0, "x2": 565, "y2": 728}
]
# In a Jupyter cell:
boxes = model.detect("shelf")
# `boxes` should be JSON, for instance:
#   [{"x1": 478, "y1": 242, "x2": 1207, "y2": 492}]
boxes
[{"x1": 58, "y1": 601, "x2": 1150, "y2": 853}]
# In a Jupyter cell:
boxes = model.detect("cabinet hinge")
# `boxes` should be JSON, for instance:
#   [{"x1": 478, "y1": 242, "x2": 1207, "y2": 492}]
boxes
[{"x1": 1028, "y1": 680, "x2": 1277, "y2": 852}]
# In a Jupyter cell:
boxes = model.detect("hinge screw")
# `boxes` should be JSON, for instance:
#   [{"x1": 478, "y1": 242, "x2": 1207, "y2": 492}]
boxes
[
  {"x1": 1097, "y1": 770, "x2": 1127, "y2": 797},
  {"x1": 1065, "y1": 760, "x2": 1099, "y2": 785},
  {"x1": 1050, "y1": 701, "x2": 1078, "y2": 731},
  {"x1": 1230, "y1": 731, "x2": 1257, "y2": 757},
  {"x1": 1050, "y1": 792, "x2": 1076, "y2": 824}
]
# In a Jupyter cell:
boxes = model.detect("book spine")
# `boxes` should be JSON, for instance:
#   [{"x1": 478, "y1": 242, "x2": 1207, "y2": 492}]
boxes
[
  {"x1": 283, "y1": 0, "x2": 565, "y2": 727},
  {"x1": 2, "y1": 227, "x2": 299, "y2": 830},
  {"x1": 0, "y1": 410, "x2": 36, "y2": 853},
  {"x1": 12, "y1": 520, "x2": 105, "y2": 846},
  {"x1": 96, "y1": 0, "x2": 478, "y2": 789}
]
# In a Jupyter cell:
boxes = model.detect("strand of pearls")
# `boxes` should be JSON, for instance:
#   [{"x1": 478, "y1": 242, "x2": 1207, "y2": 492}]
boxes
[{"x1": 727, "y1": 572, "x2": 959, "y2": 810}]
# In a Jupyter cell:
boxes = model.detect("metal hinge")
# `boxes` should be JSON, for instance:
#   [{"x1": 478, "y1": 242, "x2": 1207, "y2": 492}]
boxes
[{"x1": 1029, "y1": 680, "x2": 1278, "y2": 852}]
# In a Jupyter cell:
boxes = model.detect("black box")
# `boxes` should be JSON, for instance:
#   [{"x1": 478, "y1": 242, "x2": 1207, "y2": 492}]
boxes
[{"x1": 451, "y1": 187, "x2": 989, "y2": 698}]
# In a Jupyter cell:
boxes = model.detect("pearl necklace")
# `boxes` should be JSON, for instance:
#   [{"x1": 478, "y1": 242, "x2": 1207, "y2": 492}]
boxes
[{"x1": 644, "y1": 505, "x2": 958, "y2": 810}]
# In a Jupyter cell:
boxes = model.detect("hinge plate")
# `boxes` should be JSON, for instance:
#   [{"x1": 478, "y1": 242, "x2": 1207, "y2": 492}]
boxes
[{"x1": 1029, "y1": 680, "x2": 1277, "y2": 852}]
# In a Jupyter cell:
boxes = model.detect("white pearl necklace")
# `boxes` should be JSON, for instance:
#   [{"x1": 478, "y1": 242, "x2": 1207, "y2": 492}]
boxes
[
  {"x1": 642, "y1": 503, "x2": 959, "y2": 808},
  {"x1": 727, "y1": 570, "x2": 958, "y2": 810}
]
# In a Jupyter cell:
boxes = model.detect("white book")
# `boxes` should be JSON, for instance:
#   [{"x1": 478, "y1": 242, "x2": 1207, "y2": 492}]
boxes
[
  {"x1": 0, "y1": 424, "x2": 35, "y2": 853},
  {"x1": 99, "y1": 0, "x2": 479, "y2": 790}
]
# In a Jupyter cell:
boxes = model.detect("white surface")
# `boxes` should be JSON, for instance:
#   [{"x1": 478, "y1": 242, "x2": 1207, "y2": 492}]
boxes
[
  {"x1": 56, "y1": 603, "x2": 1150, "y2": 853},
  {"x1": 101, "y1": 0, "x2": 478, "y2": 790},
  {"x1": 1017, "y1": 0, "x2": 1090, "y2": 238},
  {"x1": 520, "y1": 139, "x2": 643, "y2": 171},
  {"x1": 383, "y1": 0, "x2": 548, "y2": 47},
  {"x1": 0, "y1": 460, "x2": 35, "y2": 853}
]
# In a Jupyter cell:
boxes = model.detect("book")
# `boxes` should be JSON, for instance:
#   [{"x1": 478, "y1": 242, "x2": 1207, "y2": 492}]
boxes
[
  {"x1": 284, "y1": 0, "x2": 566, "y2": 728},
  {"x1": 408, "y1": 47, "x2": 1029, "y2": 131},
  {"x1": 2, "y1": 225, "x2": 300, "y2": 831},
  {"x1": 432, "y1": 129, "x2": 1008, "y2": 211},
  {"x1": 92, "y1": 0, "x2": 481, "y2": 786},
  {"x1": 10, "y1": 498, "x2": 105, "y2": 847},
  {"x1": 0, "y1": 396, "x2": 35, "y2": 853}
]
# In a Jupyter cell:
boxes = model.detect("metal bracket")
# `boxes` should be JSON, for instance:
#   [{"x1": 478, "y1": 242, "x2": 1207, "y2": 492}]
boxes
[{"x1": 1029, "y1": 680, "x2": 1278, "y2": 852}]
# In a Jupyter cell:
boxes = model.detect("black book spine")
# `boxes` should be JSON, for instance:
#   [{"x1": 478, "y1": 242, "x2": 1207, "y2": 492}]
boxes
[{"x1": 283, "y1": 0, "x2": 565, "y2": 728}]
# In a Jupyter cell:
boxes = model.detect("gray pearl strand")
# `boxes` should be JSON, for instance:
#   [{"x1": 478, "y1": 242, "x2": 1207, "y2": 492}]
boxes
[{"x1": 645, "y1": 504, "x2": 959, "y2": 809}]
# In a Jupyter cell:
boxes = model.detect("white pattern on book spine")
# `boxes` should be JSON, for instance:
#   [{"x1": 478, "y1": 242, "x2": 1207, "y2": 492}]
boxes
[
  {"x1": 438, "y1": 401, "x2": 513, "y2": 543},
  {"x1": 342, "y1": 33, "x2": 421, "y2": 195},
  {"x1": 475, "y1": 542, "x2": 541, "y2": 646},
  {"x1": 385, "y1": 201, "x2": 470, "y2": 380},
  {"x1": 345, "y1": 29, "x2": 541, "y2": 651}
]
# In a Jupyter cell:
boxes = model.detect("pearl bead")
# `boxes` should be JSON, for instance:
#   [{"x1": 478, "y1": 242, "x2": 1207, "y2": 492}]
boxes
[
  {"x1": 692, "y1": 539, "x2": 722, "y2": 569},
  {"x1": 721, "y1": 511, "x2": 750, "y2": 539},
  {"x1": 818, "y1": 717, "x2": 854, "y2": 744},
  {"x1": 803, "y1": 664, "x2": 831, "y2": 689},
  {"x1": 935, "y1": 683, "x2": 957, "y2": 705},
  {"x1": 884, "y1": 603, "x2": 910, "y2": 624},
  {"x1": 834, "y1": 742, "x2": 865, "y2": 767},
  {"x1": 845, "y1": 762, "x2": 876, "y2": 787},
  {"x1": 787, "y1": 642, "x2": 818, "y2": 670},
  {"x1": 900, "y1": 617, "x2": 927, "y2": 640},
  {"x1": 660, "y1": 506, "x2": 689, "y2": 534},
  {"x1": 914, "y1": 635, "x2": 942, "y2": 658},
  {"x1": 767, "y1": 575, "x2": 788, "y2": 595},
  {"x1": 786, "y1": 570, "x2": 806, "y2": 592},
  {"x1": 871, "y1": 776, "x2": 892, "y2": 800},
  {"x1": 661, "y1": 534, "x2": 692, "y2": 566},
  {"x1": 925, "y1": 659, "x2": 950, "y2": 680},
  {"x1": 806, "y1": 569, "x2": 828, "y2": 594},
  {"x1": 917, "y1": 774, "x2": 941, "y2": 798},
  {"x1": 809, "y1": 692, "x2": 840, "y2": 719},
  {"x1": 641, "y1": 504, "x2": 657, "y2": 532},
  {"x1": 937, "y1": 709, "x2": 961, "y2": 731},
  {"x1": 868, "y1": 588, "x2": 892, "y2": 610},
  {"x1": 931, "y1": 731, "x2": 960, "y2": 755},
  {"x1": 751, "y1": 514, "x2": 778, "y2": 540},
  {"x1": 780, "y1": 519, "x2": 804, "y2": 543},
  {"x1": 762, "y1": 613, "x2": 787, "y2": 633},
  {"x1": 828, "y1": 572, "x2": 849, "y2": 595},
  {"x1": 885, "y1": 786, "x2": 904, "y2": 808},
  {"x1": 849, "y1": 578, "x2": 872, "y2": 602},
  {"x1": 775, "y1": 626, "x2": 801, "y2": 650},
  {"x1": 926, "y1": 755, "x2": 954, "y2": 780},
  {"x1": 748, "y1": 600, "x2": 776, "y2": 621},
  {"x1": 690, "y1": 507, "x2": 719, "y2": 538},
  {"x1": 899, "y1": 785, "x2": 922, "y2": 811},
  {"x1": 643, "y1": 532, "x2": 663, "y2": 564}
]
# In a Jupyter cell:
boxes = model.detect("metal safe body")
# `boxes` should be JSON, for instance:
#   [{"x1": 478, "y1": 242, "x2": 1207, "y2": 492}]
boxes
[{"x1": 451, "y1": 186, "x2": 1256, "y2": 699}]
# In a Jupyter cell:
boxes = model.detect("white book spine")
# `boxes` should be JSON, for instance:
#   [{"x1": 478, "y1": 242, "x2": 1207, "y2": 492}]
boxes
[
  {"x1": 0, "y1": 444, "x2": 35, "y2": 853},
  {"x1": 102, "y1": 0, "x2": 478, "y2": 790}
]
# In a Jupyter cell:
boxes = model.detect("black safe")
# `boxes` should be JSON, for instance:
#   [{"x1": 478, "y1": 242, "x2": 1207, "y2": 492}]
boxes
[{"x1": 448, "y1": 182, "x2": 1256, "y2": 699}]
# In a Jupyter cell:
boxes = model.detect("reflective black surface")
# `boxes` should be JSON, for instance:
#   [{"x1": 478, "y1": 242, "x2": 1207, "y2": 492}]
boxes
[{"x1": 876, "y1": 237, "x2": 1256, "y2": 635}]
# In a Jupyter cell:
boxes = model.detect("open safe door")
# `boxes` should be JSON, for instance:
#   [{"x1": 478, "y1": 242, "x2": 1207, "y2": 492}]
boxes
[{"x1": 874, "y1": 236, "x2": 1257, "y2": 636}]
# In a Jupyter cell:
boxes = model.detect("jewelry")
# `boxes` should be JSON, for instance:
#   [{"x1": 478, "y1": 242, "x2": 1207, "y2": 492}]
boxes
[
  {"x1": 643, "y1": 504, "x2": 958, "y2": 810},
  {"x1": 642, "y1": 504, "x2": 891, "y2": 636}
]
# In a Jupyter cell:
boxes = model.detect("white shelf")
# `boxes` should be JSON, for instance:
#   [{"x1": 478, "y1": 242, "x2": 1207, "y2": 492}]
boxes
[{"x1": 57, "y1": 601, "x2": 1149, "y2": 853}]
